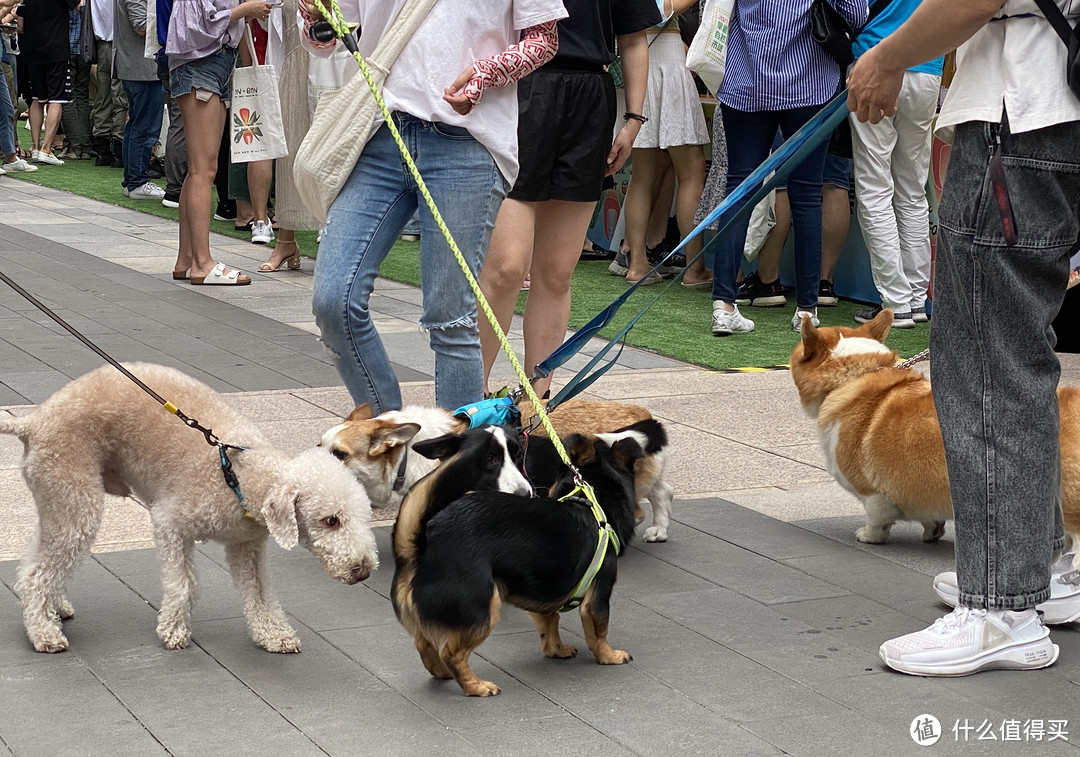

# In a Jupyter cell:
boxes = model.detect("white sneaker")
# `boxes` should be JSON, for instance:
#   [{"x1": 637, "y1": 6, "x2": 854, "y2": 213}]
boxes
[
  {"x1": 933, "y1": 553, "x2": 1080, "y2": 624},
  {"x1": 31, "y1": 150, "x2": 64, "y2": 166},
  {"x1": 792, "y1": 309, "x2": 819, "y2": 332},
  {"x1": 126, "y1": 182, "x2": 165, "y2": 200},
  {"x1": 0, "y1": 165, "x2": 5, "y2": 175},
  {"x1": 3, "y1": 158, "x2": 38, "y2": 173},
  {"x1": 251, "y1": 220, "x2": 274, "y2": 245},
  {"x1": 879, "y1": 606, "x2": 1058, "y2": 677},
  {"x1": 712, "y1": 302, "x2": 754, "y2": 335}
]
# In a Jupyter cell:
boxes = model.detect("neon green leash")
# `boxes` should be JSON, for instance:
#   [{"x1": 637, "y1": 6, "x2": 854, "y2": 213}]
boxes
[{"x1": 558, "y1": 483, "x2": 621, "y2": 612}]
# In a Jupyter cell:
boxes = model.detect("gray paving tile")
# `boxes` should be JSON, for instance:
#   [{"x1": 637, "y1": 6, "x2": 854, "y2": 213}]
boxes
[{"x1": 456, "y1": 714, "x2": 638, "y2": 757}]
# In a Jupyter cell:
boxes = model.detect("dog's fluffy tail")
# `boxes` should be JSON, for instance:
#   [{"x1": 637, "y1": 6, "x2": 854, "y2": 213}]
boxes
[{"x1": 0, "y1": 415, "x2": 29, "y2": 439}]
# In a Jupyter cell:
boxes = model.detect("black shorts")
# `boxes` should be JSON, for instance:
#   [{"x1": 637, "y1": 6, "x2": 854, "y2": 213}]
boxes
[
  {"x1": 509, "y1": 65, "x2": 617, "y2": 203},
  {"x1": 26, "y1": 60, "x2": 71, "y2": 104}
]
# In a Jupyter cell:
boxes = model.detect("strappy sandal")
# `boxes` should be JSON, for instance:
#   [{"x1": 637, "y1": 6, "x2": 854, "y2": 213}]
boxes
[{"x1": 258, "y1": 246, "x2": 302, "y2": 273}]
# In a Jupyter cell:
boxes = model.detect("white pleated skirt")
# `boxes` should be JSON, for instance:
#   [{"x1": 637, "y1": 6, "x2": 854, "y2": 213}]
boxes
[{"x1": 633, "y1": 31, "x2": 710, "y2": 150}]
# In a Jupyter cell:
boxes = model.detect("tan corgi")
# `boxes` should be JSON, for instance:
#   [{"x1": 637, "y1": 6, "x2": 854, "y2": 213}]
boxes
[{"x1": 790, "y1": 309, "x2": 1080, "y2": 549}]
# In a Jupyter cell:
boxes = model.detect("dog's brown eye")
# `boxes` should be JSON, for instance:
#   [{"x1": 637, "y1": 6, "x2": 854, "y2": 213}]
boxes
[
  {"x1": 324, "y1": 516, "x2": 340, "y2": 528},
  {"x1": 331, "y1": 449, "x2": 348, "y2": 461}
]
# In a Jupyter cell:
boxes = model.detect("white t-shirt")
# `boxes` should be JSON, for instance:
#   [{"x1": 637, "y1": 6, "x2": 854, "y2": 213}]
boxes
[
  {"x1": 311, "y1": 0, "x2": 568, "y2": 186},
  {"x1": 937, "y1": 0, "x2": 1080, "y2": 139},
  {"x1": 93, "y1": 0, "x2": 115, "y2": 42}
]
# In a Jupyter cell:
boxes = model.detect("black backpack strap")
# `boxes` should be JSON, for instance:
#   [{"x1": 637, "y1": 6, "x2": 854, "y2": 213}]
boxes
[{"x1": 1032, "y1": 0, "x2": 1076, "y2": 47}]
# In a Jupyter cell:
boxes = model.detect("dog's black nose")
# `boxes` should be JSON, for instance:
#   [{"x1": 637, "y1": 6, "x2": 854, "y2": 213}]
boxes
[{"x1": 350, "y1": 565, "x2": 371, "y2": 583}]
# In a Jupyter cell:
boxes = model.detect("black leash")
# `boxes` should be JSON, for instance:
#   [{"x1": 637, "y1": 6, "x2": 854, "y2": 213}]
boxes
[{"x1": 0, "y1": 270, "x2": 250, "y2": 507}]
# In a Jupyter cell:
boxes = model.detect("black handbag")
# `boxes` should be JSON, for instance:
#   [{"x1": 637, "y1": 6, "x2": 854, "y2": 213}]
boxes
[
  {"x1": 1032, "y1": 0, "x2": 1080, "y2": 100},
  {"x1": 810, "y1": 0, "x2": 856, "y2": 68}
]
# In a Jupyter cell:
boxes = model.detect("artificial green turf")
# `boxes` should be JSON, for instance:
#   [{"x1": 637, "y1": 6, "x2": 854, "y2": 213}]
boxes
[{"x1": 9, "y1": 128, "x2": 928, "y2": 370}]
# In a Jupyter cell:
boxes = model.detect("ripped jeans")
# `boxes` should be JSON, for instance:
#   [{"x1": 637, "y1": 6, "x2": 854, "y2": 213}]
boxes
[{"x1": 312, "y1": 114, "x2": 507, "y2": 413}]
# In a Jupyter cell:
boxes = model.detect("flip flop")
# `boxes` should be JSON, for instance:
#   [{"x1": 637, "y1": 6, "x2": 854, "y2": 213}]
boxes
[
  {"x1": 681, "y1": 279, "x2": 713, "y2": 290},
  {"x1": 190, "y1": 262, "x2": 251, "y2": 286},
  {"x1": 626, "y1": 271, "x2": 663, "y2": 286}
]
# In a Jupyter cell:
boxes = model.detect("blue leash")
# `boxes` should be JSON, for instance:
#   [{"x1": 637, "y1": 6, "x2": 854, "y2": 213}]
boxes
[{"x1": 539, "y1": 91, "x2": 853, "y2": 413}]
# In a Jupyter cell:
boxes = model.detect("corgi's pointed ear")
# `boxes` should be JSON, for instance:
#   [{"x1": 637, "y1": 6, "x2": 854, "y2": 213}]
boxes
[
  {"x1": 797, "y1": 313, "x2": 826, "y2": 361},
  {"x1": 346, "y1": 403, "x2": 375, "y2": 422},
  {"x1": 862, "y1": 308, "x2": 894, "y2": 342},
  {"x1": 370, "y1": 423, "x2": 421, "y2": 456}
]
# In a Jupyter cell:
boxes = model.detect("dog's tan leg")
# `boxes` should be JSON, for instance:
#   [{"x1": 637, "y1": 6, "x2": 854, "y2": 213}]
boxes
[
  {"x1": 440, "y1": 629, "x2": 500, "y2": 697},
  {"x1": 224, "y1": 540, "x2": 302, "y2": 653},
  {"x1": 529, "y1": 611, "x2": 577, "y2": 658},
  {"x1": 415, "y1": 635, "x2": 453, "y2": 679},
  {"x1": 578, "y1": 591, "x2": 631, "y2": 665},
  {"x1": 921, "y1": 520, "x2": 947, "y2": 543},
  {"x1": 855, "y1": 495, "x2": 903, "y2": 544},
  {"x1": 642, "y1": 480, "x2": 674, "y2": 543},
  {"x1": 154, "y1": 518, "x2": 198, "y2": 650}
]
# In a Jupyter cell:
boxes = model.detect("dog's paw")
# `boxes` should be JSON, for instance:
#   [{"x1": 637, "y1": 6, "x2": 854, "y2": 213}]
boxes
[
  {"x1": 922, "y1": 521, "x2": 947, "y2": 543},
  {"x1": 596, "y1": 648, "x2": 632, "y2": 665},
  {"x1": 462, "y1": 680, "x2": 501, "y2": 697},
  {"x1": 56, "y1": 598, "x2": 75, "y2": 621},
  {"x1": 157, "y1": 625, "x2": 192, "y2": 650},
  {"x1": 260, "y1": 635, "x2": 302, "y2": 654},
  {"x1": 544, "y1": 643, "x2": 577, "y2": 659},
  {"x1": 642, "y1": 526, "x2": 668, "y2": 543},
  {"x1": 30, "y1": 630, "x2": 69, "y2": 653},
  {"x1": 855, "y1": 526, "x2": 889, "y2": 544}
]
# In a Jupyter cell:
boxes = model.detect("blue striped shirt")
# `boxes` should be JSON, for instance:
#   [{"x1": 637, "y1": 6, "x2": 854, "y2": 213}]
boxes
[{"x1": 719, "y1": 0, "x2": 868, "y2": 112}]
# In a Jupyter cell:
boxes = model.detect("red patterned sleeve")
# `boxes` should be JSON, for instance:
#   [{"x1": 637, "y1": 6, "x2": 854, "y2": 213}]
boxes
[{"x1": 458, "y1": 21, "x2": 559, "y2": 110}]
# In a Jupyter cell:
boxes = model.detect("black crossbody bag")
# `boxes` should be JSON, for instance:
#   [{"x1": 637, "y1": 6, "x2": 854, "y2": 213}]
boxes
[
  {"x1": 1031, "y1": 0, "x2": 1080, "y2": 99},
  {"x1": 811, "y1": 0, "x2": 896, "y2": 69}
]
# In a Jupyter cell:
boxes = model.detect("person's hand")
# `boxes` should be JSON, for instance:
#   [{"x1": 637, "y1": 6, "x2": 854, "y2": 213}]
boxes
[
  {"x1": 846, "y1": 46, "x2": 904, "y2": 124},
  {"x1": 605, "y1": 122, "x2": 639, "y2": 176},
  {"x1": 442, "y1": 66, "x2": 476, "y2": 115},
  {"x1": 239, "y1": 0, "x2": 272, "y2": 21}
]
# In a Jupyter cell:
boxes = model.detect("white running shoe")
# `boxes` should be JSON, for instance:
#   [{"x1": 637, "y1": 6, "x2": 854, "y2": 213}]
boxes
[
  {"x1": 251, "y1": 219, "x2": 274, "y2": 245},
  {"x1": 712, "y1": 302, "x2": 754, "y2": 335},
  {"x1": 31, "y1": 150, "x2": 64, "y2": 166},
  {"x1": 933, "y1": 553, "x2": 1080, "y2": 624},
  {"x1": 792, "y1": 309, "x2": 820, "y2": 332},
  {"x1": 879, "y1": 606, "x2": 1058, "y2": 677},
  {"x1": 3, "y1": 158, "x2": 38, "y2": 173},
  {"x1": 0, "y1": 165, "x2": 5, "y2": 175},
  {"x1": 126, "y1": 182, "x2": 165, "y2": 200}
]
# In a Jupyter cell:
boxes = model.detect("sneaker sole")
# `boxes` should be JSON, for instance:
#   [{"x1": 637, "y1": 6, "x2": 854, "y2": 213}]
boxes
[
  {"x1": 818, "y1": 296, "x2": 838, "y2": 307},
  {"x1": 934, "y1": 579, "x2": 1080, "y2": 625},
  {"x1": 749, "y1": 295, "x2": 787, "y2": 307},
  {"x1": 891, "y1": 320, "x2": 917, "y2": 329},
  {"x1": 880, "y1": 638, "x2": 1059, "y2": 677},
  {"x1": 162, "y1": 200, "x2": 180, "y2": 208},
  {"x1": 607, "y1": 261, "x2": 629, "y2": 276},
  {"x1": 913, "y1": 315, "x2": 930, "y2": 323},
  {"x1": 853, "y1": 313, "x2": 880, "y2": 324},
  {"x1": 251, "y1": 237, "x2": 273, "y2": 245}
]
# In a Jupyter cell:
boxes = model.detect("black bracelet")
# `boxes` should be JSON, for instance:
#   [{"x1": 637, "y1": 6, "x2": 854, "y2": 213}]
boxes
[{"x1": 623, "y1": 112, "x2": 648, "y2": 124}]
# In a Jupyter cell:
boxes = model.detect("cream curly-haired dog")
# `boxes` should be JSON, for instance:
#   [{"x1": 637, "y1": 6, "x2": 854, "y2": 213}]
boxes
[{"x1": 2, "y1": 363, "x2": 379, "y2": 654}]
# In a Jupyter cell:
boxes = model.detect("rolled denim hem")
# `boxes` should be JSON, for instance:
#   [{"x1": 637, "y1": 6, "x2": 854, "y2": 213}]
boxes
[{"x1": 958, "y1": 588, "x2": 1050, "y2": 612}]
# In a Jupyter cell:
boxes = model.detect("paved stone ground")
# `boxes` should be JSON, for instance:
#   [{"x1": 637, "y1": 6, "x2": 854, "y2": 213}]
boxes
[{"x1": 1, "y1": 181, "x2": 1079, "y2": 755}]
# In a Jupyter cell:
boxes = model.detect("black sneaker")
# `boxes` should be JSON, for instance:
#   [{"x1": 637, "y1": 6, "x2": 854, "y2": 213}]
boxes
[
  {"x1": 147, "y1": 157, "x2": 166, "y2": 180},
  {"x1": 213, "y1": 200, "x2": 237, "y2": 222},
  {"x1": 161, "y1": 192, "x2": 180, "y2": 209},
  {"x1": 645, "y1": 247, "x2": 674, "y2": 278},
  {"x1": 818, "y1": 279, "x2": 838, "y2": 306},
  {"x1": 746, "y1": 276, "x2": 787, "y2": 307},
  {"x1": 735, "y1": 272, "x2": 760, "y2": 305},
  {"x1": 854, "y1": 305, "x2": 883, "y2": 323}
]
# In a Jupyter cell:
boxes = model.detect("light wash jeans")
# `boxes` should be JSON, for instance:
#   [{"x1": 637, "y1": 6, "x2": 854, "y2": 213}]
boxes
[
  {"x1": 0, "y1": 68, "x2": 14, "y2": 156},
  {"x1": 850, "y1": 71, "x2": 940, "y2": 313},
  {"x1": 933, "y1": 116, "x2": 1080, "y2": 611},
  {"x1": 312, "y1": 113, "x2": 506, "y2": 414}
]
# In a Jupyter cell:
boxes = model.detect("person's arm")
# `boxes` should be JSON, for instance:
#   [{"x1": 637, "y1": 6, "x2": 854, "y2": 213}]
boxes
[
  {"x1": 441, "y1": 20, "x2": 559, "y2": 115},
  {"x1": 125, "y1": 0, "x2": 147, "y2": 35},
  {"x1": 848, "y1": 0, "x2": 1002, "y2": 123},
  {"x1": 231, "y1": 0, "x2": 271, "y2": 25},
  {"x1": 606, "y1": 29, "x2": 648, "y2": 176}
]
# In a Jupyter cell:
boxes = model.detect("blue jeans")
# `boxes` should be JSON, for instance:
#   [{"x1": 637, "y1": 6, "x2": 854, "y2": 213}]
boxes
[
  {"x1": 712, "y1": 104, "x2": 829, "y2": 309},
  {"x1": 312, "y1": 114, "x2": 507, "y2": 414},
  {"x1": 121, "y1": 79, "x2": 165, "y2": 190},
  {"x1": 0, "y1": 71, "x2": 14, "y2": 156},
  {"x1": 934, "y1": 116, "x2": 1080, "y2": 611}
]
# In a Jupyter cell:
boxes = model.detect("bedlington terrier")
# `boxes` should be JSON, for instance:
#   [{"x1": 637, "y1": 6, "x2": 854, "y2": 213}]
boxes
[{"x1": 2, "y1": 362, "x2": 379, "y2": 654}]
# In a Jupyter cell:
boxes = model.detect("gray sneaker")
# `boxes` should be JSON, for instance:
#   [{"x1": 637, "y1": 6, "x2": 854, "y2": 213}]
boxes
[
  {"x1": 3, "y1": 158, "x2": 38, "y2": 173},
  {"x1": 792, "y1": 310, "x2": 820, "y2": 332},
  {"x1": 126, "y1": 182, "x2": 166, "y2": 200},
  {"x1": 854, "y1": 306, "x2": 915, "y2": 329},
  {"x1": 607, "y1": 251, "x2": 629, "y2": 277},
  {"x1": 911, "y1": 305, "x2": 930, "y2": 323},
  {"x1": 712, "y1": 302, "x2": 754, "y2": 335}
]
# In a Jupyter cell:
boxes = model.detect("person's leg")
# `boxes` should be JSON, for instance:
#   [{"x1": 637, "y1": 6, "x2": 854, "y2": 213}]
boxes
[
  {"x1": 121, "y1": 79, "x2": 165, "y2": 191},
  {"x1": 711, "y1": 106, "x2": 779, "y2": 310},
  {"x1": 936, "y1": 119, "x2": 1076, "y2": 610},
  {"x1": 28, "y1": 99, "x2": 43, "y2": 152},
  {"x1": 0, "y1": 71, "x2": 14, "y2": 158},
  {"x1": 890, "y1": 71, "x2": 940, "y2": 312},
  {"x1": 646, "y1": 153, "x2": 675, "y2": 249},
  {"x1": 623, "y1": 147, "x2": 664, "y2": 282},
  {"x1": 756, "y1": 189, "x2": 789, "y2": 283},
  {"x1": 312, "y1": 122, "x2": 415, "y2": 413},
  {"x1": 850, "y1": 110, "x2": 909, "y2": 312},
  {"x1": 666, "y1": 143, "x2": 711, "y2": 285},
  {"x1": 779, "y1": 106, "x2": 829, "y2": 315},
  {"x1": 414, "y1": 120, "x2": 508, "y2": 411},
  {"x1": 64, "y1": 55, "x2": 92, "y2": 154},
  {"x1": 479, "y1": 197, "x2": 537, "y2": 392},
  {"x1": 522, "y1": 200, "x2": 596, "y2": 397},
  {"x1": 246, "y1": 158, "x2": 274, "y2": 240},
  {"x1": 259, "y1": 227, "x2": 300, "y2": 271}
]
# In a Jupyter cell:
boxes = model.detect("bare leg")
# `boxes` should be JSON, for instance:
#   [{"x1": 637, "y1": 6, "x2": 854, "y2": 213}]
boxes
[
  {"x1": 821, "y1": 183, "x2": 850, "y2": 283},
  {"x1": 259, "y1": 228, "x2": 301, "y2": 271},
  {"x1": 623, "y1": 148, "x2": 664, "y2": 282},
  {"x1": 224, "y1": 541, "x2": 301, "y2": 653},
  {"x1": 522, "y1": 200, "x2": 597, "y2": 397},
  {"x1": 645, "y1": 156, "x2": 675, "y2": 249},
  {"x1": 28, "y1": 100, "x2": 44, "y2": 151},
  {"x1": 667, "y1": 144, "x2": 711, "y2": 285},
  {"x1": 479, "y1": 198, "x2": 538, "y2": 392},
  {"x1": 757, "y1": 189, "x2": 790, "y2": 283},
  {"x1": 247, "y1": 158, "x2": 273, "y2": 225},
  {"x1": 40, "y1": 102, "x2": 64, "y2": 157},
  {"x1": 529, "y1": 611, "x2": 577, "y2": 658}
]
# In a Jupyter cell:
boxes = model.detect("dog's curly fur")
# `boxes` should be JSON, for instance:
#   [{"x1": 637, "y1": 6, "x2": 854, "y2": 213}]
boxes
[{"x1": 3, "y1": 363, "x2": 379, "y2": 654}]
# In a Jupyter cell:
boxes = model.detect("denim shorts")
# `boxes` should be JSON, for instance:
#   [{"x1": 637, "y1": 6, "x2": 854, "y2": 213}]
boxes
[{"x1": 169, "y1": 47, "x2": 237, "y2": 103}]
